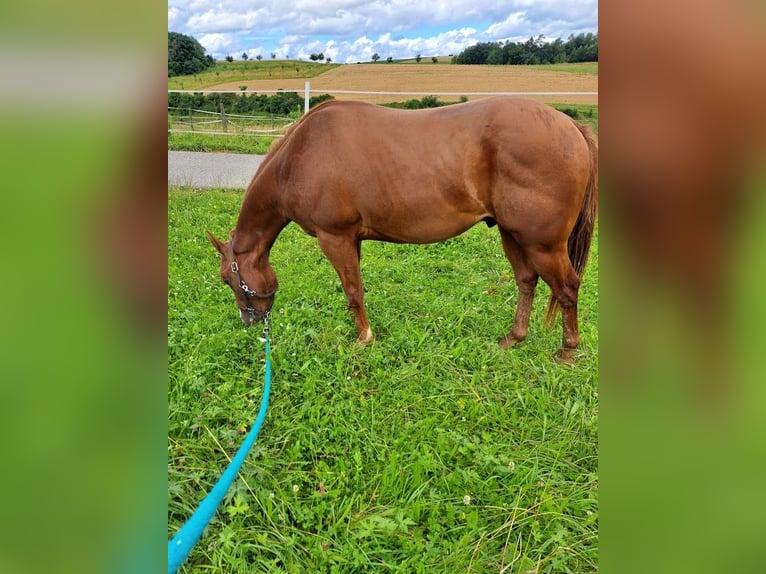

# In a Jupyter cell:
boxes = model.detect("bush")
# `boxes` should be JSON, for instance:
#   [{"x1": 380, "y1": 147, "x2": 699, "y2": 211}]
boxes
[{"x1": 168, "y1": 91, "x2": 334, "y2": 116}]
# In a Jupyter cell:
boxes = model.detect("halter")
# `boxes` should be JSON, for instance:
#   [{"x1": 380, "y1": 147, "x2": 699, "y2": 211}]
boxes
[{"x1": 229, "y1": 258, "x2": 276, "y2": 322}]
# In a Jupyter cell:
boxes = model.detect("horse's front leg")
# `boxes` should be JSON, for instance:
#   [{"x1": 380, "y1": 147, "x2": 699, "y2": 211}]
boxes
[{"x1": 316, "y1": 232, "x2": 374, "y2": 344}]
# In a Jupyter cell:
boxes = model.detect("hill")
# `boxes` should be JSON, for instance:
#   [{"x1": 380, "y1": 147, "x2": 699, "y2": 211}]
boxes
[
  {"x1": 168, "y1": 60, "x2": 340, "y2": 90},
  {"x1": 197, "y1": 62, "x2": 598, "y2": 106}
]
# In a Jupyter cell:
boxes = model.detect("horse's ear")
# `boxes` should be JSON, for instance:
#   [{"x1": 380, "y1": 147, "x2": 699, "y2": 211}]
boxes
[{"x1": 206, "y1": 231, "x2": 226, "y2": 255}]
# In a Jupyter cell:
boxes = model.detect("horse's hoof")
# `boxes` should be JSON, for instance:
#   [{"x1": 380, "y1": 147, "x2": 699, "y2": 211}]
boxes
[
  {"x1": 554, "y1": 348, "x2": 575, "y2": 365},
  {"x1": 498, "y1": 335, "x2": 522, "y2": 349},
  {"x1": 356, "y1": 328, "x2": 375, "y2": 345}
]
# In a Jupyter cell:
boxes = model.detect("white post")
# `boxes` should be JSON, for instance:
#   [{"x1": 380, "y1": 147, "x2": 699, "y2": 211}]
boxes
[{"x1": 304, "y1": 81, "x2": 310, "y2": 114}]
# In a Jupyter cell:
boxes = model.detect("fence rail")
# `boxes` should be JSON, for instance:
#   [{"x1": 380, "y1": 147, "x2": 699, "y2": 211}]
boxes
[{"x1": 167, "y1": 106, "x2": 295, "y2": 136}]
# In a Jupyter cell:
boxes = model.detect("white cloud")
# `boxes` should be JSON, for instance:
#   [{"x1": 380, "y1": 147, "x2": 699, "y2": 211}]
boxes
[
  {"x1": 187, "y1": 9, "x2": 272, "y2": 33},
  {"x1": 198, "y1": 33, "x2": 234, "y2": 54},
  {"x1": 485, "y1": 13, "x2": 529, "y2": 38},
  {"x1": 168, "y1": 8, "x2": 181, "y2": 29},
  {"x1": 169, "y1": 1, "x2": 597, "y2": 62}
]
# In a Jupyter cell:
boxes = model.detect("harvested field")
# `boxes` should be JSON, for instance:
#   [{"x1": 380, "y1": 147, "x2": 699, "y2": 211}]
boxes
[{"x1": 206, "y1": 63, "x2": 598, "y2": 105}]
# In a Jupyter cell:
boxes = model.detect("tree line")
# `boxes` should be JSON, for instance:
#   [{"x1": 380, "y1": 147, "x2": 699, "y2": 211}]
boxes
[{"x1": 452, "y1": 33, "x2": 597, "y2": 65}]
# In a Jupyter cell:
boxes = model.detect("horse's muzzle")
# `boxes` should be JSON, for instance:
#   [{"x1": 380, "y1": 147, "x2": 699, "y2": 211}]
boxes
[{"x1": 239, "y1": 308, "x2": 268, "y2": 325}]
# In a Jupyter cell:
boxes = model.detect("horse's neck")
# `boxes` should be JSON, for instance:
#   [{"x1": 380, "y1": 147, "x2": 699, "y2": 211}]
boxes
[{"x1": 232, "y1": 187, "x2": 284, "y2": 259}]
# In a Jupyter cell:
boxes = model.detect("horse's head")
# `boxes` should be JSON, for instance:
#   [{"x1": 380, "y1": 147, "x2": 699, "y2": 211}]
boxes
[{"x1": 206, "y1": 231, "x2": 278, "y2": 326}]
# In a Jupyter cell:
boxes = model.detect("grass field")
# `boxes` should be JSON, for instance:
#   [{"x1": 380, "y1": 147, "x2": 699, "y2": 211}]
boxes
[
  {"x1": 168, "y1": 188, "x2": 598, "y2": 573},
  {"x1": 169, "y1": 60, "x2": 340, "y2": 91},
  {"x1": 168, "y1": 60, "x2": 597, "y2": 106}
]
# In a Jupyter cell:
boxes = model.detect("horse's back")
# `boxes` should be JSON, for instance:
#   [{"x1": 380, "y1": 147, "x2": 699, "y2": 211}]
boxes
[{"x1": 265, "y1": 97, "x2": 592, "y2": 243}]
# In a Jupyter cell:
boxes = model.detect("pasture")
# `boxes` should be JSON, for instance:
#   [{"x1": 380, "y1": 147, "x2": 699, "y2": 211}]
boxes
[
  {"x1": 168, "y1": 187, "x2": 598, "y2": 572},
  {"x1": 168, "y1": 60, "x2": 340, "y2": 91},
  {"x1": 168, "y1": 61, "x2": 598, "y2": 106}
]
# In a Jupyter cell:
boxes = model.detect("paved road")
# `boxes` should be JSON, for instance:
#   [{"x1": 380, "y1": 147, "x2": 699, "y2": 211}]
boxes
[{"x1": 168, "y1": 151, "x2": 265, "y2": 189}]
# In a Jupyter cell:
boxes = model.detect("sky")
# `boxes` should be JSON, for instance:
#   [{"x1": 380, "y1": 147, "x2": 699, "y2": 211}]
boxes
[{"x1": 168, "y1": 0, "x2": 598, "y2": 64}]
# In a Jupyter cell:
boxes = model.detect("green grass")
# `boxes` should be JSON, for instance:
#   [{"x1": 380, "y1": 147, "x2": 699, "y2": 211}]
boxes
[
  {"x1": 168, "y1": 188, "x2": 598, "y2": 573},
  {"x1": 169, "y1": 60, "x2": 340, "y2": 90},
  {"x1": 168, "y1": 132, "x2": 278, "y2": 155},
  {"x1": 529, "y1": 62, "x2": 598, "y2": 75}
]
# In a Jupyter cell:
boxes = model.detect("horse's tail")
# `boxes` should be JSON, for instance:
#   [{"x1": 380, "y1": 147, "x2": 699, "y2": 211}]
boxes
[{"x1": 545, "y1": 121, "x2": 599, "y2": 326}]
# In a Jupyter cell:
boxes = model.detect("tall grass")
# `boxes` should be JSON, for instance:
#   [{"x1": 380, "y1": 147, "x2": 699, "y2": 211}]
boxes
[
  {"x1": 168, "y1": 188, "x2": 598, "y2": 573},
  {"x1": 168, "y1": 132, "x2": 277, "y2": 155}
]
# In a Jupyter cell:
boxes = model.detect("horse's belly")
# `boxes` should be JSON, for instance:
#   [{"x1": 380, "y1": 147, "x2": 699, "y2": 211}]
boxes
[{"x1": 362, "y1": 210, "x2": 482, "y2": 244}]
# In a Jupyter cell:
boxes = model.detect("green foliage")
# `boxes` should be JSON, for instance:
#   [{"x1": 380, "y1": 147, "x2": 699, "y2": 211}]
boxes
[
  {"x1": 168, "y1": 32, "x2": 215, "y2": 78},
  {"x1": 168, "y1": 91, "x2": 334, "y2": 117},
  {"x1": 168, "y1": 189, "x2": 598, "y2": 572},
  {"x1": 453, "y1": 33, "x2": 598, "y2": 65},
  {"x1": 383, "y1": 95, "x2": 455, "y2": 110}
]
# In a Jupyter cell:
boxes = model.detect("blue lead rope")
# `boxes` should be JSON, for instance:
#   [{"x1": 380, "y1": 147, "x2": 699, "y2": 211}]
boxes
[{"x1": 168, "y1": 330, "x2": 272, "y2": 574}]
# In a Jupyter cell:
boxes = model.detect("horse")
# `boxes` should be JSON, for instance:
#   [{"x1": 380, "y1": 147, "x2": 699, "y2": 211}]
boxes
[{"x1": 207, "y1": 97, "x2": 598, "y2": 362}]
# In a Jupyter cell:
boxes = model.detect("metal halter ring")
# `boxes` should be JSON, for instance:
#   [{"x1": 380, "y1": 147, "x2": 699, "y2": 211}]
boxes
[{"x1": 230, "y1": 259, "x2": 276, "y2": 299}]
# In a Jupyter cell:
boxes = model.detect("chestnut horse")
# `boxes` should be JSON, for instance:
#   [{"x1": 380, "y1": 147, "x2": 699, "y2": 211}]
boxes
[{"x1": 208, "y1": 97, "x2": 597, "y2": 362}]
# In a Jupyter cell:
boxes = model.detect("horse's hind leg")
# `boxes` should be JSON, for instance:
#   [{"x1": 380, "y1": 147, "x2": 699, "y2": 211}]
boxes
[
  {"x1": 498, "y1": 229, "x2": 539, "y2": 349},
  {"x1": 316, "y1": 232, "x2": 374, "y2": 344},
  {"x1": 527, "y1": 245, "x2": 581, "y2": 364}
]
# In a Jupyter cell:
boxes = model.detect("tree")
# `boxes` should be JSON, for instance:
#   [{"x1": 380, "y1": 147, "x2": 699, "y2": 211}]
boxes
[
  {"x1": 256, "y1": 54, "x2": 262, "y2": 61},
  {"x1": 431, "y1": 56, "x2": 438, "y2": 63},
  {"x1": 271, "y1": 52, "x2": 276, "y2": 59},
  {"x1": 415, "y1": 54, "x2": 422, "y2": 63},
  {"x1": 487, "y1": 44, "x2": 504, "y2": 65},
  {"x1": 242, "y1": 52, "x2": 249, "y2": 61},
  {"x1": 386, "y1": 56, "x2": 393, "y2": 63},
  {"x1": 168, "y1": 32, "x2": 215, "y2": 77},
  {"x1": 371, "y1": 53, "x2": 380, "y2": 63},
  {"x1": 326, "y1": 57, "x2": 333, "y2": 64},
  {"x1": 452, "y1": 42, "x2": 493, "y2": 64},
  {"x1": 564, "y1": 32, "x2": 598, "y2": 62},
  {"x1": 225, "y1": 55, "x2": 234, "y2": 63}
]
